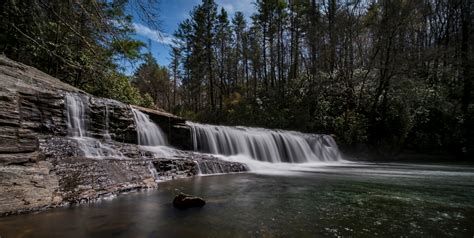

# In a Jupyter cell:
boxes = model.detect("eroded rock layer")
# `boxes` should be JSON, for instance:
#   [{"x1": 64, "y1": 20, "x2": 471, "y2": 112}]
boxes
[{"x1": 0, "y1": 56, "x2": 247, "y2": 216}]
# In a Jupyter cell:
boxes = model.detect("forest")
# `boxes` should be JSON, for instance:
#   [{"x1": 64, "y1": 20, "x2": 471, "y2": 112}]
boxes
[{"x1": 1, "y1": 0, "x2": 472, "y2": 158}]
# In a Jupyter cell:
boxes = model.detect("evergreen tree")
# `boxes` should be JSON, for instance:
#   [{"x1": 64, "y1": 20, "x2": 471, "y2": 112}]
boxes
[
  {"x1": 170, "y1": 0, "x2": 473, "y2": 157},
  {"x1": 133, "y1": 53, "x2": 171, "y2": 110}
]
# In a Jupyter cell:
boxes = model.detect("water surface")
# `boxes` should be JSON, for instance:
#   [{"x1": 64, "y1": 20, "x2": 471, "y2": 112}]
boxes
[{"x1": 1, "y1": 162, "x2": 473, "y2": 237}]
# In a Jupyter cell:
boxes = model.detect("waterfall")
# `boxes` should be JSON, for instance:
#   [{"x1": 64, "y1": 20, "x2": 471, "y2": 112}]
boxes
[
  {"x1": 147, "y1": 162, "x2": 160, "y2": 182},
  {"x1": 196, "y1": 160, "x2": 233, "y2": 174},
  {"x1": 66, "y1": 94, "x2": 87, "y2": 137},
  {"x1": 131, "y1": 108, "x2": 168, "y2": 146},
  {"x1": 65, "y1": 93, "x2": 123, "y2": 158},
  {"x1": 103, "y1": 104, "x2": 111, "y2": 141},
  {"x1": 187, "y1": 122, "x2": 342, "y2": 163}
]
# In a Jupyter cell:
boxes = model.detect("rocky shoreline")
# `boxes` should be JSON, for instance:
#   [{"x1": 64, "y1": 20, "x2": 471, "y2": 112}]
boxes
[{"x1": 0, "y1": 56, "x2": 247, "y2": 216}]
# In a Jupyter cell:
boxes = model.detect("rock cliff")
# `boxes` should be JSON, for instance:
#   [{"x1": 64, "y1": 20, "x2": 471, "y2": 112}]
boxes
[{"x1": 0, "y1": 56, "x2": 246, "y2": 216}]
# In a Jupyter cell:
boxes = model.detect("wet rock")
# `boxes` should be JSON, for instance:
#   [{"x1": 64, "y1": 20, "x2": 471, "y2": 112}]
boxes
[
  {"x1": 151, "y1": 151, "x2": 248, "y2": 180},
  {"x1": 194, "y1": 156, "x2": 248, "y2": 174},
  {"x1": 168, "y1": 124, "x2": 193, "y2": 150},
  {"x1": 173, "y1": 193, "x2": 206, "y2": 209},
  {"x1": 132, "y1": 105, "x2": 192, "y2": 150},
  {"x1": 152, "y1": 159, "x2": 197, "y2": 180},
  {"x1": 0, "y1": 55, "x2": 248, "y2": 216}
]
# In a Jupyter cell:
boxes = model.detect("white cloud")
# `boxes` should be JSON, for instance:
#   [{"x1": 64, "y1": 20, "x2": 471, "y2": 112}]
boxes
[
  {"x1": 216, "y1": 0, "x2": 255, "y2": 16},
  {"x1": 132, "y1": 23, "x2": 176, "y2": 46},
  {"x1": 220, "y1": 3, "x2": 235, "y2": 13}
]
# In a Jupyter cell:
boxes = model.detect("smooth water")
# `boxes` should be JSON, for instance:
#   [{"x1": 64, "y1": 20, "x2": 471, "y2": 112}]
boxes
[
  {"x1": 65, "y1": 94, "x2": 87, "y2": 137},
  {"x1": 65, "y1": 94, "x2": 170, "y2": 158},
  {"x1": 132, "y1": 108, "x2": 168, "y2": 146},
  {"x1": 188, "y1": 122, "x2": 342, "y2": 163},
  {"x1": 65, "y1": 94, "x2": 124, "y2": 158},
  {"x1": 54, "y1": 95, "x2": 473, "y2": 237},
  {"x1": 1, "y1": 163, "x2": 473, "y2": 237},
  {"x1": 65, "y1": 94, "x2": 341, "y2": 166}
]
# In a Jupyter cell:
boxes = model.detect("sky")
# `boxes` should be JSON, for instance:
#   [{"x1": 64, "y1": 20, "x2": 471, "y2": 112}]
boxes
[{"x1": 125, "y1": 0, "x2": 256, "y2": 74}]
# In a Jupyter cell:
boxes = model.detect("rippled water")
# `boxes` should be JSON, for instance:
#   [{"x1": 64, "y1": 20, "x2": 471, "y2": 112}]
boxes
[{"x1": 1, "y1": 162, "x2": 473, "y2": 237}]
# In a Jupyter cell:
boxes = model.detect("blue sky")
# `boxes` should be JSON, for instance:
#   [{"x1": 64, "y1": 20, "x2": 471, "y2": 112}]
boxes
[{"x1": 125, "y1": 0, "x2": 256, "y2": 74}]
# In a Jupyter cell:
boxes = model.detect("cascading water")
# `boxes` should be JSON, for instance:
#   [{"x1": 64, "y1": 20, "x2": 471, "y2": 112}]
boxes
[
  {"x1": 65, "y1": 92, "x2": 341, "y2": 177},
  {"x1": 187, "y1": 122, "x2": 342, "y2": 163},
  {"x1": 66, "y1": 94, "x2": 87, "y2": 137},
  {"x1": 196, "y1": 159, "x2": 235, "y2": 174},
  {"x1": 65, "y1": 93, "x2": 123, "y2": 158},
  {"x1": 64, "y1": 94, "x2": 170, "y2": 182},
  {"x1": 131, "y1": 108, "x2": 168, "y2": 146},
  {"x1": 103, "y1": 104, "x2": 111, "y2": 141}
]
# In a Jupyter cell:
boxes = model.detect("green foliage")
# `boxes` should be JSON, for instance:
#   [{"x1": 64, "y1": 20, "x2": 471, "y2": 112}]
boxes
[
  {"x1": 110, "y1": 39, "x2": 146, "y2": 61},
  {"x1": 95, "y1": 72, "x2": 152, "y2": 107},
  {"x1": 140, "y1": 93, "x2": 155, "y2": 108},
  {"x1": 133, "y1": 53, "x2": 171, "y2": 110},
  {"x1": 334, "y1": 111, "x2": 368, "y2": 147},
  {"x1": 0, "y1": 0, "x2": 149, "y2": 107},
  {"x1": 2, "y1": 0, "x2": 472, "y2": 158},
  {"x1": 170, "y1": 0, "x2": 472, "y2": 158}
]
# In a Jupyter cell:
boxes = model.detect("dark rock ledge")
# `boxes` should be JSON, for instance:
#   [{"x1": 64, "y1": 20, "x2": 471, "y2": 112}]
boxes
[{"x1": 0, "y1": 55, "x2": 248, "y2": 216}]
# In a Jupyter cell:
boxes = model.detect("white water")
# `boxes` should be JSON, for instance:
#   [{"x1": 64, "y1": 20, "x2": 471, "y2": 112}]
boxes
[
  {"x1": 103, "y1": 104, "x2": 111, "y2": 141},
  {"x1": 65, "y1": 94, "x2": 172, "y2": 160},
  {"x1": 66, "y1": 94, "x2": 87, "y2": 137},
  {"x1": 131, "y1": 108, "x2": 168, "y2": 146},
  {"x1": 64, "y1": 94, "x2": 180, "y2": 184},
  {"x1": 147, "y1": 162, "x2": 160, "y2": 182},
  {"x1": 188, "y1": 122, "x2": 342, "y2": 164},
  {"x1": 65, "y1": 94, "x2": 124, "y2": 158},
  {"x1": 140, "y1": 145, "x2": 177, "y2": 158},
  {"x1": 195, "y1": 159, "x2": 235, "y2": 175},
  {"x1": 216, "y1": 154, "x2": 347, "y2": 175},
  {"x1": 65, "y1": 93, "x2": 344, "y2": 176},
  {"x1": 74, "y1": 137, "x2": 124, "y2": 158}
]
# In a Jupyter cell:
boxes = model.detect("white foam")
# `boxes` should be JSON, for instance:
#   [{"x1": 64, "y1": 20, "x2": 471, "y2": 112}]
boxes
[{"x1": 188, "y1": 122, "x2": 342, "y2": 163}]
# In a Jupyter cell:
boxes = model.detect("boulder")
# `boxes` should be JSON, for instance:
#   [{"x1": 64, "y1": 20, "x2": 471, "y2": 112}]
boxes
[{"x1": 173, "y1": 193, "x2": 206, "y2": 209}]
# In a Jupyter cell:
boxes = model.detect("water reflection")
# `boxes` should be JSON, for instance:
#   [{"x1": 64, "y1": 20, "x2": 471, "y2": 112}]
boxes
[{"x1": 0, "y1": 163, "x2": 473, "y2": 237}]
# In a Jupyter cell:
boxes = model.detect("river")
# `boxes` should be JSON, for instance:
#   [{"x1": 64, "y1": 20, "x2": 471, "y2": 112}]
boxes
[{"x1": 1, "y1": 162, "x2": 473, "y2": 237}]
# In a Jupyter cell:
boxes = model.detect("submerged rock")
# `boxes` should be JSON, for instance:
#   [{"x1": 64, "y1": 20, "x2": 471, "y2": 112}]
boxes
[{"x1": 173, "y1": 193, "x2": 206, "y2": 209}]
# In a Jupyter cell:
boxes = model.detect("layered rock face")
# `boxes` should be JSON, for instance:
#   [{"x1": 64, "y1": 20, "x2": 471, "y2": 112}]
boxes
[{"x1": 0, "y1": 56, "x2": 247, "y2": 216}]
